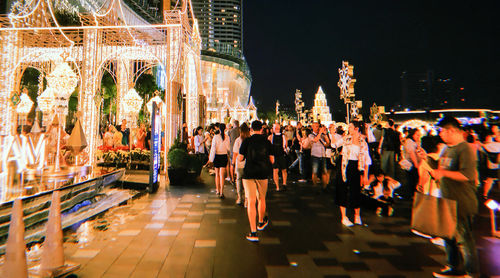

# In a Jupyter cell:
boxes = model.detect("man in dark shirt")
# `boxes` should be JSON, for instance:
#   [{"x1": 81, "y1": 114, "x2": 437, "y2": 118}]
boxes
[
  {"x1": 239, "y1": 120, "x2": 274, "y2": 242},
  {"x1": 431, "y1": 116, "x2": 479, "y2": 278},
  {"x1": 379, "y1": 119, "x2": 400, "y2": 178}
]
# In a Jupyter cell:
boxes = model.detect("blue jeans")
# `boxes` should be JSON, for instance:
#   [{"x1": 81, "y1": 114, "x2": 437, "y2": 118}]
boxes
[
  {"x1": 444, "y1": 215, "x2": 479, "y2": 275},
  {"x1": 289, "y1": 150, "x2": 304, "y2": 176},
  {"x1": 311, "y1": 156, "x2": 326, "y2": 175}
]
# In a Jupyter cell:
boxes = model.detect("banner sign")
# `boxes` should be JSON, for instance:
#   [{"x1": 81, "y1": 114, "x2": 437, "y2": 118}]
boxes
[{"x1": 149, "y1": 102, "x2": 161, "y2": 192}]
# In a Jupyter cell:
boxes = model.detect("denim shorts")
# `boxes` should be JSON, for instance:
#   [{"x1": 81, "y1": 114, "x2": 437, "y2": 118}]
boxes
[{"x1": 311, "y1": 156, "x2": 326, "y2": 175}]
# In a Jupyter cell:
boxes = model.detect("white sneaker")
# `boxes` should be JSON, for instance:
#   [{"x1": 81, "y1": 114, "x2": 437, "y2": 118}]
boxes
[{"x1": 342, "y1": 218, "x2": 354, "y2": 227}]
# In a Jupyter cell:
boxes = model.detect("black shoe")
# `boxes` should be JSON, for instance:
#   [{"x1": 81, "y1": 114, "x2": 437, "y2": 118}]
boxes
[
  {"x1": 219, "y1": 194, "x2": 225, "y2": 199},
  {"x1": 246, "y1": 232, "x2": 259, "y2": 242},
  {"x1": 257, "y1": 216, "x2": 269, "y2": 231},
  {"x1": 433, "y1": 268, "x2": 467, "y2": 277}
]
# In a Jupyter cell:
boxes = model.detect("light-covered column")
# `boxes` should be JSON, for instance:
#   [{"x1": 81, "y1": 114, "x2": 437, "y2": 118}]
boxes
[
  {"x1": 80, "y1": 29, "x2": 100, "y2": 165},
  {"x1": 0, "y1": 31, "x2": 19, "y2": 136},
  {"x1": 116, "y1": 59, "x2": 130, "y2": 123}
]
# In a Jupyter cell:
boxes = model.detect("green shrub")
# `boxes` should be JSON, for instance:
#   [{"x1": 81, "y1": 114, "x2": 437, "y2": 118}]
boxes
[
  {"x1": 167, "y1": 148, "x2": 189, "y2": 169},
  {"x1": 187, "y1": 155, "x2": 202, "y2": 173}
]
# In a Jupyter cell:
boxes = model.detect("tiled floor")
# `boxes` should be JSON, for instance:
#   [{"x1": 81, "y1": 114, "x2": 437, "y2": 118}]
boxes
[{"x1": 64, "y1": 172, "x2": 499, "y2": 278}]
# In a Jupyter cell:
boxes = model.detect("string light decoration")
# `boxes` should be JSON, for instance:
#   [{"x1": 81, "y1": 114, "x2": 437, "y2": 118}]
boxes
[
  {"x1": 0, "y1": 0, "x2": 202, "y2": 171},
  {"x1": 337, "y1": 61, "x2": 357, "y2": 123}
]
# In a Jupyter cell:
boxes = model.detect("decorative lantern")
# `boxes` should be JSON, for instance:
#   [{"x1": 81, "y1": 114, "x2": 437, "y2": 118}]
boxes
[
  {"x1": 122, "y1": 88, "x2": 143, "y2": 128},
  {"x1": 46, "y1": 62, "x2": 78, "y2": 100},
  {"x1": 46, "y1": 62, "x2": 78, "y2": 127},
  {"x1": 122, "y1": 88, "x2": 143, "y2": 115}
]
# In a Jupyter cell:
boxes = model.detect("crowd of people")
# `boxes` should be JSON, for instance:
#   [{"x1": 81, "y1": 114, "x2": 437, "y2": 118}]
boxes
[
  {"x1": 185, "y1": 116, "x2": 498, "y2": 278},
  {"x1": 98, "y1": 119, "x2": 152, "y2": 150}
]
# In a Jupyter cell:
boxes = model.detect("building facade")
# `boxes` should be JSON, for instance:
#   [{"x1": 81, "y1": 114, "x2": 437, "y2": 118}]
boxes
[
  {"x1": 191, "y1": 0, "x2": 252, "y2": 124},
  {"x1": 191, "y1": 0, "x2": 243, "y2": 53}
]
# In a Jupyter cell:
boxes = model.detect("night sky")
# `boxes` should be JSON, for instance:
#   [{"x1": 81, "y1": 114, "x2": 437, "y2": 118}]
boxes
[{"x1": 243, "y1": 0, "x2": 499, "y2": 116}]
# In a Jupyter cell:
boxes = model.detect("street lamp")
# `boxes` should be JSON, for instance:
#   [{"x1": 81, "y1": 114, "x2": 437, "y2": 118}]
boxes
[
  {"x1": 338, "y1": 61, "x2": 357, "y2": 123},
  {"x1": 485, "y1": 199, "x2": 500, "y2": 238}
]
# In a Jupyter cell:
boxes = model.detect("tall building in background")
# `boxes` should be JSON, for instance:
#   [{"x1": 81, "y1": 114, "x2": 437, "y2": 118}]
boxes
[
  {"x1": 192, "y1": 0, "x2": 243, "y2": 55},
  {"x1": 400, "y1": 70, "x2": 466, "y2": 110},
  {"x1": 190, "y1": 0, "x2": 252, "y2": 124}
]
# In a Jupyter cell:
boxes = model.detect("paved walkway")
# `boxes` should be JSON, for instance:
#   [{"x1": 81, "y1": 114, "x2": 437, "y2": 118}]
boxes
[{"x1": 64, "y1": 172, "x2": 499, "y2": 278}]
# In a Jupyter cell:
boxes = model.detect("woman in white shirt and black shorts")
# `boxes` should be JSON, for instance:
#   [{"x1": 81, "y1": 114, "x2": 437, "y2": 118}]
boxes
[{"x1": 208, "y1": 123, "x2": 231, "y2": 198}]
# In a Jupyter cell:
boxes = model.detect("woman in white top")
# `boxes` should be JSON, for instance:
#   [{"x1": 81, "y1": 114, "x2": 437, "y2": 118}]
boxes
[
  {"x1": 232, "y1": 123, "x2": 250, "y2": 205},
  {"x1": 208, "y1": 123, "x2": 230, "y2": 198},
  {"x1": 331, "y1": 120, "x2": 371, "y2": 227}
]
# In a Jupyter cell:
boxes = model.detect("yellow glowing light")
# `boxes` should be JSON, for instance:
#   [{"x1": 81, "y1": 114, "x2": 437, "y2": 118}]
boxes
[{"x1": 122, "y1": 88, "x2": 143, "y2": 115}]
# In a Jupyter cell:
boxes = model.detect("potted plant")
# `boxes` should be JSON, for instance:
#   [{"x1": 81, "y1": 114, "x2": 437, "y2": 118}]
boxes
[
  {"x1": 186, "y1": 154, "x2": 203, "y2": 183},
  {"x1": 167, "y1": 148, "x2": 189, "y2": 185}
]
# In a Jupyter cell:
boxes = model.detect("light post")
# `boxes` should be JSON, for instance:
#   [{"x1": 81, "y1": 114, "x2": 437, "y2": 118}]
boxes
[
  {"x1": 338, "y1": 61, "x2": 357, "y2": 123},
  {"x1": 485, "y1": 199, "x2": 500, "y2": 238}
]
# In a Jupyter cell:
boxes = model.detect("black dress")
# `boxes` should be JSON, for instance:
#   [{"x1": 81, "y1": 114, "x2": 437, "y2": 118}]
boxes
[{"x1": 335, "y1": 160, "x2": 362, "y2": 209}]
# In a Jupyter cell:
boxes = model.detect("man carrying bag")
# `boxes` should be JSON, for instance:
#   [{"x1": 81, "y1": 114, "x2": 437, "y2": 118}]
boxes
[{"x1": 415, "y1": 116, "x2": 479, "y2": 278}]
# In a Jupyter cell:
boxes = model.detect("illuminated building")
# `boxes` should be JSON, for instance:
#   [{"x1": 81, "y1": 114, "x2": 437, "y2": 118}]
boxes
[
  {"x1": 191, "y1": 0, "x2": 243, "y2": 52},
  {"x1": 190, "y1": 0, "x2": 252, "y2": 124},
  {"x1": 312, "y1": 86, "x2": 332, "y2": 124}
]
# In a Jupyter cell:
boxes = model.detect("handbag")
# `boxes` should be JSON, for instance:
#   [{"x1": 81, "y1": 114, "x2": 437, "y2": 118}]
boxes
[
  {"x1": 411, "y1": 192, "x2": 457, "y2": 239},
  {"x1": 399, "y1": 158, "x2": 413, "y2": 171}
]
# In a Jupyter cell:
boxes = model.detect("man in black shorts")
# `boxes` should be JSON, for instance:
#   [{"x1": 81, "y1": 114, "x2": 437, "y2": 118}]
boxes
[
  {"x1": 239, "y1": 120, "x2": 274, "y2": 242},
  {"x1": 268, "y1": 123, "x2": 288, "y2": 191}
]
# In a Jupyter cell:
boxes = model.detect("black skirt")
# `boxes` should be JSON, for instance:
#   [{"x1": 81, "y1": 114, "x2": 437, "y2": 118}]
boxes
[
  {"x1": 335, "y1": 160, "x2": 362, "y2": 209},
  {"x1": 214, "y1": 154, "x2": 228, "y2": 168}
]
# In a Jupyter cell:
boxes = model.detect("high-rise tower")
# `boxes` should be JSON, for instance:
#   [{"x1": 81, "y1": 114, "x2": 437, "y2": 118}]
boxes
[{"x1": 191, "y1": 0, "x2": 243, "y2": 56}]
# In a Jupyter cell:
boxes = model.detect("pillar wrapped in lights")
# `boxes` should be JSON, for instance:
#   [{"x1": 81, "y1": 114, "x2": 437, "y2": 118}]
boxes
[
  {"x1": 16, "y1": 92, "x2": 33, "y2": 126},
  {"x1": 37, "y1": 87, "x2": 56, "y2": 127},
  {"x1": 46, "y1": 62, "x2": 78, "y2": 126},
  {"x1": 122, "y1": 88, "x2": 143, "y2": 128}
]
